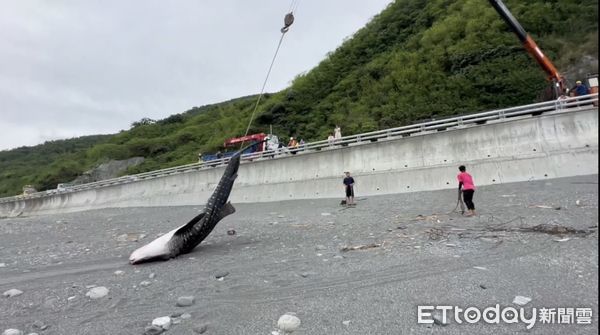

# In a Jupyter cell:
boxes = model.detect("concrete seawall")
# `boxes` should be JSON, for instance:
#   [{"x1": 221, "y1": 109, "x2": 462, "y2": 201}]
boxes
[{"x1": 1, "y1": 107, "x2": 597, "y2": 217}]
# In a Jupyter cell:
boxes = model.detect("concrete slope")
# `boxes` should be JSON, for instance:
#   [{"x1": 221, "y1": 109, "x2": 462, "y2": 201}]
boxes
[{"x1": 1, "y1": 107, "x2": 597, "y2": 217}]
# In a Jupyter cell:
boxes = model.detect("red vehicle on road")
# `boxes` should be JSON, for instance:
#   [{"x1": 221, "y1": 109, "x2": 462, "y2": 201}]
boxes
[
  {"x1": 223, "y1": 133, "x2": 267, "y2": 152},
  {"x1": 201, "y1": 133, "x2": 268, "y2": 162}
]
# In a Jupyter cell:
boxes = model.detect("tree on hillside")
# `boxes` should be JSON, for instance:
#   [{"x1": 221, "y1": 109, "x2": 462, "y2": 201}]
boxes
[{"x1": 130, "y1": 118, "x2": 156, "y2": 128}]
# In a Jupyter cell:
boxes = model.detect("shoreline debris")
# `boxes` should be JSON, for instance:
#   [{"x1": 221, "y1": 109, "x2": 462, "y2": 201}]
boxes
[{"x1": 340, "y1": 243, "x2": 381, "y2": 252}]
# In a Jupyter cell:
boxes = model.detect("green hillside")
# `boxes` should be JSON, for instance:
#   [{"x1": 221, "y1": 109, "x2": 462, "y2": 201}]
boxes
[
  {"x1": 0, "y1": 0, "x2": 597, "y2": 197},
  {"x1": 0, "y1": 135, "x2": 111, "y2": 196}
]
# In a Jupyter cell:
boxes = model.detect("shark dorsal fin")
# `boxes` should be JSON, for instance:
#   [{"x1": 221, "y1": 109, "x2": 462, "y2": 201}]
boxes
[
  {"x1": 173, "y1": 202, "x2": 235, "y2": 237},
  {"x1": 217, "y1": 202, "x2": 236, "y2": 220},
  {"x1": 174, "y1": 211, "x2": 206, "y2": 236}
]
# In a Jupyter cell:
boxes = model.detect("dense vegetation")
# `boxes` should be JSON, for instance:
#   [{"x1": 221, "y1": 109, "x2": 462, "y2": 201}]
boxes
[
  {"x1": 1, "y1": 0, "x2": 597, "y2": 197},
  {"x1": 0, "y1": 135, "x2": 111, "y2": 196}
]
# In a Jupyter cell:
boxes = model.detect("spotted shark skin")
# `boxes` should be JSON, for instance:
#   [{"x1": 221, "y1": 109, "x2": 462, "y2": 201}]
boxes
[{"x1": 129, "y1": 150, "x2": 241, "y2": 264}]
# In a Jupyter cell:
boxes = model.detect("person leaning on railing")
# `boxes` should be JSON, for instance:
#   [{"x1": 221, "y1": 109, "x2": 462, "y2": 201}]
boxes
[
  {"x1": 571, "y1": 80, "x2": 593, "y2": 107},
  {"x1": 556, "y1": 93, "x2": 568, "y2": 109},
  {"x1": 573, "y1": 80, "x2": 590, "y2": 96},
  {"x1": 287, "y1": 137, "x2": 299, "y2": 154},
  {"x1": 327, "y1": 134, "x2": 335, "y2": 146}
]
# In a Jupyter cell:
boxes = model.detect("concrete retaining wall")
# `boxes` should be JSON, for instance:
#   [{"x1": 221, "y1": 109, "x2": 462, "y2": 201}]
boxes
[{"x1": 1, "y1": 107, "x2": 597, "y2": 217}]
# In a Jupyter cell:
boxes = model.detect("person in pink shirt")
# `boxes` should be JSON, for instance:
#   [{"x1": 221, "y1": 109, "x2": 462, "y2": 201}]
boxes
[{"x1": 457, "y1": 165, "x2": 476, "y2": 216}]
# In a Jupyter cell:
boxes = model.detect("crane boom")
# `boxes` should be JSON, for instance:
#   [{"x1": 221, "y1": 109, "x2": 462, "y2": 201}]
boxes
[{"x1": 489, "y1": 0, "x2": 564, "y2": 93}]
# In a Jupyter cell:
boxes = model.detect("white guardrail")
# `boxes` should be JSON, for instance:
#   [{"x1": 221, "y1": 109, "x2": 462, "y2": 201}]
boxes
[{"x1": 1, "y1": 94, "x2": 597, "y2": 204}]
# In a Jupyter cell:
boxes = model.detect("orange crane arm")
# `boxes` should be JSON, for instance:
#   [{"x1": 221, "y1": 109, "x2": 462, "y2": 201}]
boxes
[{"x1": 489, "y1": 0, "x2": 564, "y2": 91}]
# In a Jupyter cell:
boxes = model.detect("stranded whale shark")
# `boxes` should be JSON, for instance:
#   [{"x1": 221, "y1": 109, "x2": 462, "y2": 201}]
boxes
[{"x1": 129, "y1": 148, "x2": 243, "y2": 264}]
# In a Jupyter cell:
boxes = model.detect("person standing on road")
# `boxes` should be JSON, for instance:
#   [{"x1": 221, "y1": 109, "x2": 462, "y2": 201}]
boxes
[
  {"x1": 334, "y1": 125, "x2": 342, "y2": 141},
  {"x1": 343, "y1": 171, "x2": 355, "y2": 206},
  {"x1": 457, "y1": 165, "x2": 476, "y2": 216}
]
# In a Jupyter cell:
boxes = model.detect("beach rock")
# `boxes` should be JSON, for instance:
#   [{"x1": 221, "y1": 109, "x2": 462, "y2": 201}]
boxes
[
  {"x1": 176, "y1": 296, "x2": 195, "y2": 307},
  {"x1": 85, "y1": 286, "x2": 109, "y2": 299},
  {"x1": 152, "y1": 316, "x2": 171, "y2": 330},
  {"x1": 143, "y1": 325, "x2": 164, "y2": 335},
  {"x1": 432, "y1": 312, "x2": 449, "y2": 326},
  {"x1": 2, "y1": 330, "x2": 23, "y2": 335},
  {"x1": 215, "y1": 271, "x2": 229, "y2": 279},
  {"x1": 32, "y1": 321, "x2": 47, "y2": 330},
  {"x1": 513, "y1": 296, "x2": 532, "y2": 306},
  {"x1": 3, "y1": 289, "x2": 23, "y2": 298},
  {"x1": 192, "y1": 323, "x2": 208, "y2": 334},
  {"x1": 277, "y1": 314, "x2": 301, "y2": 332}
]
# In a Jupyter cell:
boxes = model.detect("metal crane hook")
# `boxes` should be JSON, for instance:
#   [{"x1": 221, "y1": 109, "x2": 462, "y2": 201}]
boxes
[{"x1": 281, "y1": 12, "x2": 294, "y2": 33}]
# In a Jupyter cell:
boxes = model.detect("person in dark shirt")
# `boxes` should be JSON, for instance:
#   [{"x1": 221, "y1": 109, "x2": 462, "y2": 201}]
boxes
[
  {"x1": 573, "y1": 80, "x2": 590, "y2": 96},
  {"x1": 343, "y1": 171, "x2": 355, "y2": 206}
]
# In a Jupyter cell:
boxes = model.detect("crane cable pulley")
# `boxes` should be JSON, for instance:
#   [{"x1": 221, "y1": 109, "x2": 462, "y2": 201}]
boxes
[
  {"x1": 241, "y1": 2, "x2": 299, "y2": 148},
  {"x1": 281, "y1": 12, "x2": 295, "y2": 33}
]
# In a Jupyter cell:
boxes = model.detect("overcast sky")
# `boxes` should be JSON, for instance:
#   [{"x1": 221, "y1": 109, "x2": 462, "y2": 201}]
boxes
[{"x1": 0, "y1": 0, "x2": 393, "y2": 151}]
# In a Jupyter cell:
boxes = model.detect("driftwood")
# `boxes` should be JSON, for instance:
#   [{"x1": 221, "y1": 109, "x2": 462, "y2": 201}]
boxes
[
  {"x1": 340, "y1": 243, "x2": 381, "y2": 252},
  {"x1": 487, "y1": 223, "x2": 593, "y2": 236}
]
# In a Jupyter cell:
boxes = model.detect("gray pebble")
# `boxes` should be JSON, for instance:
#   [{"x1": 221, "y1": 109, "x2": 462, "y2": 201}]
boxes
[
  {"x1": 85, "y1": 286, "x2": 109, "y2": 299},
  {"x1": 432, "y1": 312, "x2": 449, "y2": 326},
  {"x1": 32, "y1": 321, "x2": 47, "y2": 330},
  {"x1": 299, "y1": 271, "x2": 317, "y2": 278},
  {"x1": 2, "y1": 330, "x2": 23, "y2": 335},
  {"x1": 152, "y1": 316, "x2": 171, "y2": 330},
  {"x1": 3, "y1": 289, "x2": 23, "y2": 298},
  {"x1": 215, "y1": 271, "x2": 229, "y2": 279},
  {"x1": 143, "y1": 325, "x2": 164, "y2": 335},
  {"x1": 148, "y1": 273, "x2": 156, "y2": 279},
  {"x1": 193, "y1": 324, "x2": 209, "y2": 334},
  {"x1": 176, "y1": 296, "x2": 195, "y2": 307}
]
